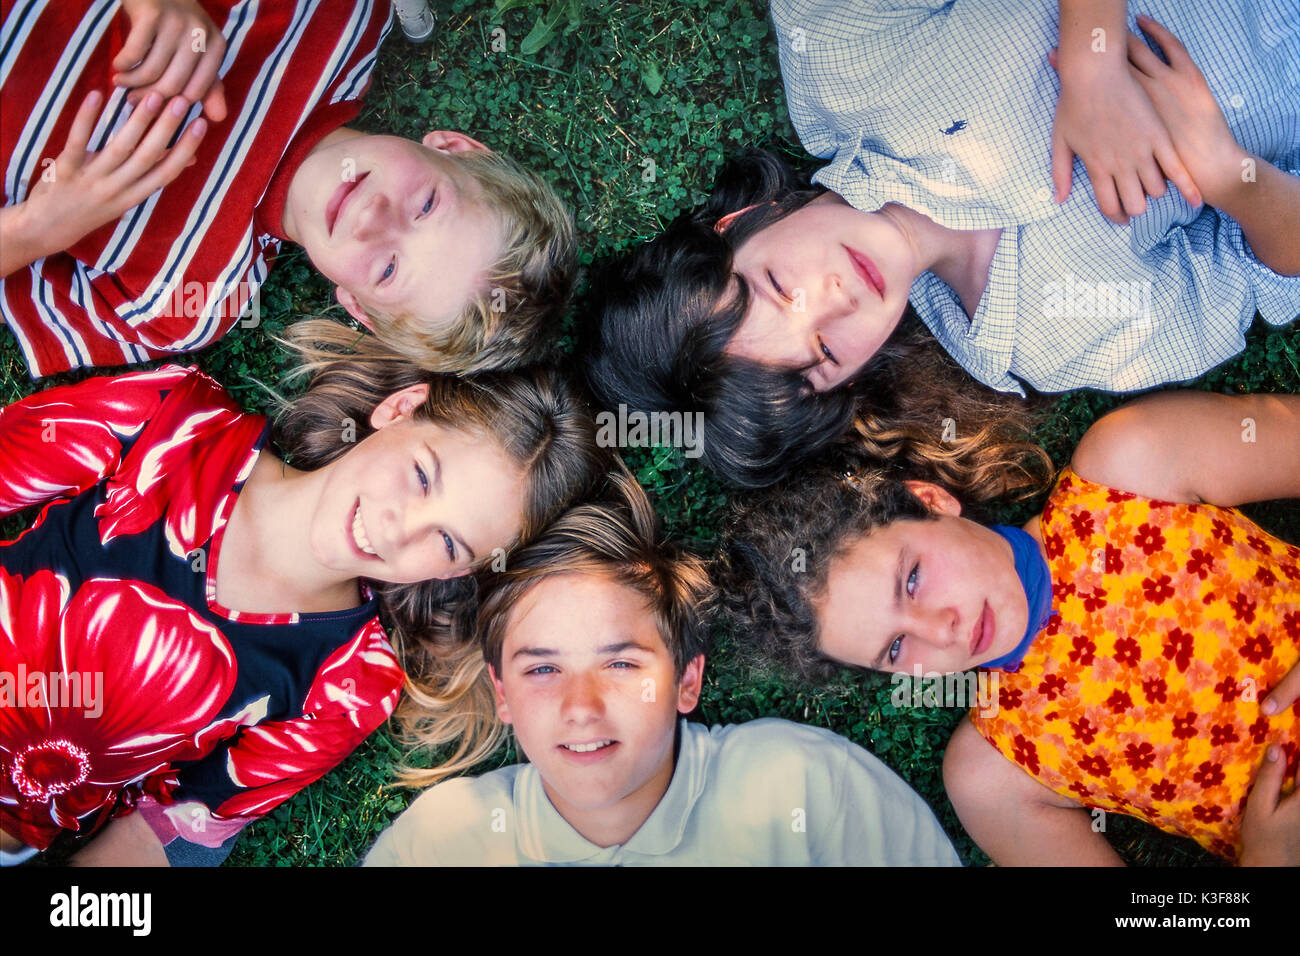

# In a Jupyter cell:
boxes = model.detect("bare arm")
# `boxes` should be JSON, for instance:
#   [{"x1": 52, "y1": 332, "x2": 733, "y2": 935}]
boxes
[
  {"x1": 1052, "y1": 0, "x2": 1200, "y2": 221},
  {"x1": 1071, "y1": 391, "x2": 1300, "y2": 506},
  {"x1": 69, "y1": 811, "x2": 169, "y2": 867},
  {"x1": 944, "y1": 719, "x2": 1123, "y2": 866},
  {"x1": 1204, "y1": 159, "x2": 1300, "y2": 278},
  {"x1": 1127, "y1": 17, "x2": 1300, "y2": 275},
  {"x1": 0, "y1": 204, "x2": 59, "y2": 279}
]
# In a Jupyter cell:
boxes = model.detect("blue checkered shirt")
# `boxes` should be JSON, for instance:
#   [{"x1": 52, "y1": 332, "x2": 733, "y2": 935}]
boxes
[{"x1": 771, "y1": 0, "x2": 1300, "y2": 393}]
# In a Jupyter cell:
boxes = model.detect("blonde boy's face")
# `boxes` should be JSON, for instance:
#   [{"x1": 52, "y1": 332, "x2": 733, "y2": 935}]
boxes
[
  {"x1": 490, "y1": 571, "x2": 704, "y2": 833},
  {"x1": 285, "y1": 130, "x2": 506, "y2": 338}
]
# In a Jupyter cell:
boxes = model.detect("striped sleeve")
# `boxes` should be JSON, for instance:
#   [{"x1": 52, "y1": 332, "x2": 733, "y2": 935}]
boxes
[{"x1": 0, "y1": 0, "x2": 392, "y2": 378}]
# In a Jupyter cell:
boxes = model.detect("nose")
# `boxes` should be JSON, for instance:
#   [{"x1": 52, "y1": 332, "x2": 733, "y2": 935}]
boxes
[
  {"x1": 911, "y1": 604, "x2": 960, "y2": 651},
  {"x1": 819, "y1": 271, "x2": 856, "y2": 318},
  {"x1": 375, "y1": 494, "x2": 438, "y2": 558},
  {"x1": 560, "y1": 671, "x2": 605, "y2": 723},
  {"x1": 351, "y1": 190, "x2": 392, "y2": 242}
]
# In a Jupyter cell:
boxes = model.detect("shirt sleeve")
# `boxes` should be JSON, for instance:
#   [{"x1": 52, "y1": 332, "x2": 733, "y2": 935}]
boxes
[
  {"x1": 0, "y1": 364, "x2": 194, "y2": 515},
  {"x1": 363, "y1": 788, "x2": 454, "y2": 867},
  {"x1": 816, "y1": 735, "x2": 963, "y2": 866},
  {"x1": 363, "y1": 775, "x2": 516, "y2": 867},
  {"x1": 770, "y1": 0, "x2": 951, "y2": 162},
  {"x1": 1202, "y1": 182, "x2": 1300, "y2": 329},
  {"x1": 137, "y1": 618, "x2": 405, "y2": 852},
  {"x1": 1026, "y1": 198, "x2": 1300, "y2": 394}
]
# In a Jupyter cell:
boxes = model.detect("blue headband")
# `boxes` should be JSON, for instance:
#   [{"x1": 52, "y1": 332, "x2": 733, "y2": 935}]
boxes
[{"x1": 978, "y1": 525, "x2": 1056, "y2": 672}]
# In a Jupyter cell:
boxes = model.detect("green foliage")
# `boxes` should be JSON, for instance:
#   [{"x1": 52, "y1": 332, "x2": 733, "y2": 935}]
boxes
[
  {"x1": 3, "y1": 0, "x2": 1296, "y2": 869},
  {"x1": 494, "y1": 0, "x2": 588, "y2": 55}
]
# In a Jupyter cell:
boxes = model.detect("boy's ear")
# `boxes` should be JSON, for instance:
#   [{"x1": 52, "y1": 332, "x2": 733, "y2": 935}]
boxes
[
  {"x1": 488, "y1": 664, "x2": 513, "y2": 725},
  {"x1": 422, "y1": 130, "x2": 491, "y2": 154},
  {"x1": 675, "y1": 654, "x2": 706, "y2": 714},
  {"x1": 903, "y1": 480, "x2": 963, "y2": 517},
  {"x1": 370, "y1": 383, "x2": 431, "y2": 429},
  {"x1": 335, "y1": 286, "x2": 374, "y2": 331}
]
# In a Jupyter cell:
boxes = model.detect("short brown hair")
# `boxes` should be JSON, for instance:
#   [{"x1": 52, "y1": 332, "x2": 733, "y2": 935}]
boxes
[
  {"x1": 390, "y1": 463, "x2": 711, "y2": 788},
  {"x1": 478, "y1": 463, "x2": 710, "y2": 680}
]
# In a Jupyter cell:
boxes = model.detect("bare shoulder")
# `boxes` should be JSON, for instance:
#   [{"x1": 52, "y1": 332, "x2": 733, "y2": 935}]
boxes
[
  {"x1": 1070, "y1": 394, "x2": 1201, "y2": 503},
  {"x1": 943, "y1": 718, "x2": 1079, "y2": 812},
  {"x1": 1071, "y1": 392, "x2": 1300, "y2": 507}
]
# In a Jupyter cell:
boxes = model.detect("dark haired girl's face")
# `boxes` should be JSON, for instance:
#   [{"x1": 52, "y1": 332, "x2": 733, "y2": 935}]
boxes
[{"x1": 722, "y1": 192, "x2": 915, "y2": 391}]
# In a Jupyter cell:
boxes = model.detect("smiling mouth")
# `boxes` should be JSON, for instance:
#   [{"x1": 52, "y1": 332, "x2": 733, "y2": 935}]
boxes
[
  {"x1": 561, "y1": 739, "x2": 614, "y2": 753},
  {"x1": 844, "y1": 245, "x2": 886, "y2": 299},
  {"x1": 326, "y1": 170, "x2": 370, "y2": 236},
  {"x1": 350, "y1": 500, "x2": 379, "y2": 559}
]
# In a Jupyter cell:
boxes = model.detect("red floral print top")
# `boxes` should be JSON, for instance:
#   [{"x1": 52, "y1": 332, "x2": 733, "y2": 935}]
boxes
[
  {"x1": 971, "y1": 469, "x2": 1299, "y2": 860},
  {"x1": 0, "y1": 366, "x2": 405, "y2": 853}
]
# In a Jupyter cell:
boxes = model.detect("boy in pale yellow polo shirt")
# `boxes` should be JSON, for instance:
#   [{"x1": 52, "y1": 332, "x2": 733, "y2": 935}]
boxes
[{"x1": 365, "y1": 472, "x2": 959, "y2": 867}]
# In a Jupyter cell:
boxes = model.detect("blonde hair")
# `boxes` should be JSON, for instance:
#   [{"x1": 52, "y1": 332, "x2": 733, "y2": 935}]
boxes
[
  {"x1": 330, "y1": 149, "x2": 576, "y2": 374},
  {"x1": 273, "y1": 333, "x2": 609, "y2": 741},
  {"x1": 393, "y1": 463, "x2": 712, "y2": 788}
]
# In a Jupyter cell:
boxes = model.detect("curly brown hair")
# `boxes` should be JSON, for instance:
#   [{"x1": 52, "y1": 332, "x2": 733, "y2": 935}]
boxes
[{"x1": 712, "y1": 456, "x2": 1052, "y2": 685}]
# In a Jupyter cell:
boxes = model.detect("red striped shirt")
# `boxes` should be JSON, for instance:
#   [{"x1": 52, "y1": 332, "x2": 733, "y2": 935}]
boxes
[{"x1": 0, "y1": 0, "x2": 392, "y2": 377}]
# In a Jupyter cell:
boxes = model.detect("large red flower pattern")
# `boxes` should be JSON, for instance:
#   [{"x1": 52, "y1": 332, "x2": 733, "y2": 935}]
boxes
[
  {"x1": 0, "y1": 367, "x2": 404, "y2": 854},
  {"x1": 215, "y1": 620, "x2": 403, "y2": 819},
  {"x1": 0, "y1": 569, "x2": 235, "y2": 849},
  {"x1": 95, "y1": 373, "x2": 265, "y2": 560},
  {"x1": 0, "y1": 367, "x2": 189, "y2": 516}
]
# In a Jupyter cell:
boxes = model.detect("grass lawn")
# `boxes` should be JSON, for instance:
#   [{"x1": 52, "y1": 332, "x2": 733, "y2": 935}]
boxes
[{"x1": 4, "y1": 0, "x2": 1296, "y2": 867}]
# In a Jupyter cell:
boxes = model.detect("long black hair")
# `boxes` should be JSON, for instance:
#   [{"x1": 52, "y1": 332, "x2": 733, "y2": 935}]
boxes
[{"x1": 578, "y1": 149, "x2": 1051, "y2": 498}]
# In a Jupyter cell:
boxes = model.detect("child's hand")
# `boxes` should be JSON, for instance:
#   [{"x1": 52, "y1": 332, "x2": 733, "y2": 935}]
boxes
[
  {"x1": 1125, "y1": 16, "x2": 1243, "y2": 211},
  {"x1": 24, "y1": 88, "x2": 207, "y2": 254},
  {"x1": 1049, "y1": 47, "x2": 1200, "y2": 224},
  {"x1": 1262, "y1": 662, "x2": 1300, "y2": 720},
  {"x1": 114, "y1": 0, "x2": 227, "y2": 123},
  {"x1": 1239, "y1": 745, "x2": 1300, "y2": 866}
]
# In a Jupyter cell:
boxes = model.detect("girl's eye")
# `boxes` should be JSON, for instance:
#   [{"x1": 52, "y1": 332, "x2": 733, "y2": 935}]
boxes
[
  {"x1": 381, "y1": 258, "x2": 395, "y2": 283},
  {"x1": 767, "y1": 269, "x2": 787, "y2": 299},
  {"x1": 888, "y1": 636, "x2": 904, "y2": 665},
  {"x1": 415, "y1": 464, "x2": 429, "y2": 494},
  {"x1": 441, "y1": 531, "x2": 456, "y2": 562},
  {"x1": 906, "y1": 563, "x2": 919, "y2": 596},
  {"x1": 421, "y1": 192, "x2": 435, "y2": 215}
]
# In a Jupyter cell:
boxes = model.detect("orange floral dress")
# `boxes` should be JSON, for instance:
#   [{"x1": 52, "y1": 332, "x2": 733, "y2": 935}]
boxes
[{"x1": 971, "y1": 469, "x2": 1300, "y2": 860}]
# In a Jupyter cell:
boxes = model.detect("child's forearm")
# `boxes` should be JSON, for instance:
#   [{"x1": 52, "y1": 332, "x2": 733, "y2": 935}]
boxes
[
  {"x1": 68, "y1": 812, "x2": 169, "y2": 867},
  {"x1": 1057, "y1": 0, "x2": 1127, "y2": 70},
  {"x1": 1208, "y1": 158, "x2": 1300, "y2": 277},
  {"x1": 0, "y1": 202, "x2": 62, "y2": 279}
]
